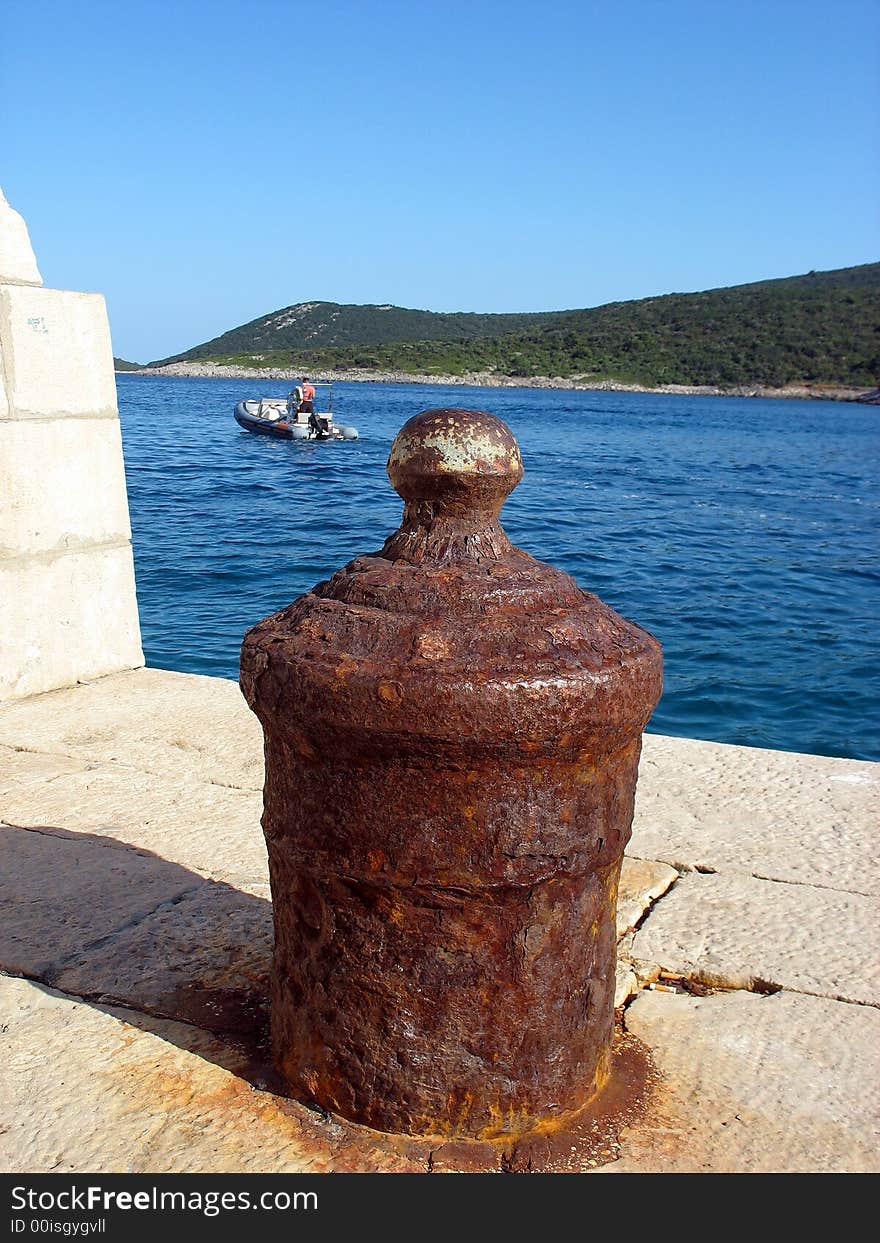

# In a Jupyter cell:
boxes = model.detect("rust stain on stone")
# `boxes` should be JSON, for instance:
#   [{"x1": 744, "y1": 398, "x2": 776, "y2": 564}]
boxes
[
  {"x1": 109, "y1": 1007, "x2": 659, "y2": 1172},
  {"x1": 241, "y1": 407, "x2": 662, "y2": 1141}
]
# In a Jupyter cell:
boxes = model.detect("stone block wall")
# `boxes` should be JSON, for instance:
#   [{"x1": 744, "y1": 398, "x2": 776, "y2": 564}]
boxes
[{"x1": 0, "y1": 187, "x2": 143, "y2": 699}]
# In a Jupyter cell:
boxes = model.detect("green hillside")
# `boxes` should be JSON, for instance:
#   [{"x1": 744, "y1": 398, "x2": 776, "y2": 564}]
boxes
[
  {"x1": 492, "y1": 264, "x2": 880, "y2": 387},
  {"x1": 154, "y1": 263, "x2": 880, "y2": 388},
  {"x1": 149, "y1": 302, "x2": 569, "y2": 366},
  {"x1": 113, "y1": 357, "x2": 143, "y2": 371}
]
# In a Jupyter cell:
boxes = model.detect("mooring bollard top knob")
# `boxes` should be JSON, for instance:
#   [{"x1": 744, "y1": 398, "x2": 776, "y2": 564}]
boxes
[
  {"x1": 387, "y1": 407, "x2": 523, "y2": 508},
  {"x1": 382, "y1": 408, "x2": 524, "y2": 564}
]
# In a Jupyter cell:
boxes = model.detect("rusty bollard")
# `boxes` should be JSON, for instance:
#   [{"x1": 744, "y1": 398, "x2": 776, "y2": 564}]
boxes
[{"x1": 240, "y1": 408, "x2": 662, "y2": 1140}]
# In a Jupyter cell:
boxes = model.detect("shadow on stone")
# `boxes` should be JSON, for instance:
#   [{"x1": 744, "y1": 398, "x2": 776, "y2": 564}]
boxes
[{"x1": 0, "y1": 822, "x2": 274, "y2": 1074}]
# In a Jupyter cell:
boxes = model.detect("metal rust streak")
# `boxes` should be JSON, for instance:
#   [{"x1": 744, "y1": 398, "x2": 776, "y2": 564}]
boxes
[
  {"x1": 247, "y1": 666, "x2": 660, "y2": 715},
  {"x1": 241, "y1": 407, "x2": 662, "y2": 1139}
]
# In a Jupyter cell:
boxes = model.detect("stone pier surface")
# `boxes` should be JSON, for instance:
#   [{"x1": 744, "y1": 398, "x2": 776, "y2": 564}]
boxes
[
  {"x1": 0, "y1": 187, "x2": 142, "y2": 700},
  {"x1": 0, "y1": 667, "x2": 877, "y2": 1172}
]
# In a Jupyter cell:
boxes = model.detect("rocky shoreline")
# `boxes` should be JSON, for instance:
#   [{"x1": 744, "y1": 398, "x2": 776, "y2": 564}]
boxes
[{"x1": 127, "y1": 361, "x2": 875, "y2": 403}]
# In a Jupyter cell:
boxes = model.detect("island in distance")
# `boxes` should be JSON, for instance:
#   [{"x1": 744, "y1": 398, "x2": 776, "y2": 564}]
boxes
[{"x1": 123, "y1": 262, "x2": 880, "y2": 401}]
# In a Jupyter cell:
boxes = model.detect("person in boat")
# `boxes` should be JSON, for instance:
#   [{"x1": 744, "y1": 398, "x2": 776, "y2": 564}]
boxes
[
  {"x1": 297, "y1": 377, "x2": 315, "y2": 414},
  {"x1": 298, "y1": 376, "x2": 333, "y2": 438},
  {"x1": 288, "y1": 377, "x2": 330, "y2": 436},
  {"x1": 287, "y1": 377, "x2": 315, "y2": 416}
]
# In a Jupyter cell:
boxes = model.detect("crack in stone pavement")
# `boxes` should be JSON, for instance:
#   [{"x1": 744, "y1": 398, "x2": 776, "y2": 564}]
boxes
[
  {"x1": 619, "y1": 863, "x2": 879, "y2": 1013},
  {"x1": 1, "y1": 744, "x2": 262, "y2": 794},
  {"x1": 629, "y1": 850, "x2": 874, "y2": 900},
  {"x1": 625, "y1": 944, "x2": 879, "y2": 1013},
  {"x1": 622, "y1": 861, "x2": 681, "y2": 935},
  {"x1": 615, "y1": 866, "x2": 681, "y2": 1009},
  {"x1": 748, "y1": 869, "x2": 875, "y2": 899},
  {"x1": 0, "y1": 965, "x2": 217, "y2": 1039},
  {"x1": 2, "y1": 820, "x2": 200, "y2": 855}
]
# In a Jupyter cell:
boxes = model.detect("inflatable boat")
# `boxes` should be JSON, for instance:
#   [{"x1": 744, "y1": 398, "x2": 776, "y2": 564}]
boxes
[{"x1": 233, "y1": 383, "x2": 358, "y2": 441}]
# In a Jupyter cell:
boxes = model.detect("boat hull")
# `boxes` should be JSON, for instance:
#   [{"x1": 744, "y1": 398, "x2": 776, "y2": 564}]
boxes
[{"x1": 234, "y1": 403, "x2": 295, "y2": 438}]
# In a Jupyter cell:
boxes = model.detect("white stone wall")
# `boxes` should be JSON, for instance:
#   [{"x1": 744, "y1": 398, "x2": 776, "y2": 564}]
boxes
[
  {"x1": 0, "y1": 188, "x2": 143, "y2": 699},
  {"x1": 0, "y1": 189, "x2": 41, "y2": 287}
]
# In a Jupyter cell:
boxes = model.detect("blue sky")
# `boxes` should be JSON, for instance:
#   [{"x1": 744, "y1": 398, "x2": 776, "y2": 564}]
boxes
[{"x1": 3, "y1": 0, "x2": 878, "y2": 361}]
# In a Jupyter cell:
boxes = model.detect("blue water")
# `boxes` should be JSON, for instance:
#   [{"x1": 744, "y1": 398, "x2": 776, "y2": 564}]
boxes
[{"x1": 116, "y1": 375, "x2": 880, "y2": 762}]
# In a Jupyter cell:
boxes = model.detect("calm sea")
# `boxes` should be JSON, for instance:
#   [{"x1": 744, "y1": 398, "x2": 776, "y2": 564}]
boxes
[{"x1": 116, "y1": 375, "x2": 879, "y2": 762}]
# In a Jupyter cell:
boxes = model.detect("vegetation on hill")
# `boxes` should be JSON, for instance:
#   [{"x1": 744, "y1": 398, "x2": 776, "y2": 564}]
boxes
[
  {"x1": 152, "y1": 264, "x2": 880, "y2": 388},
  {"x1": 150, "y1": 303, "x2": 569, "y2": 367},
  {"x1": 113, "y1": 357, "x2": 142, "y2": 371}
]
